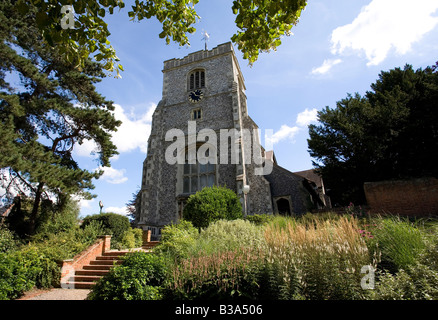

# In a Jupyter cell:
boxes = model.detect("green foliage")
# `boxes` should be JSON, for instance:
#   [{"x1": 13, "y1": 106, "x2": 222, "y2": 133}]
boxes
[
  {"x1": 0, "y1": 0, "x2": 121, "y2": 234},
  {"x1": 0, "y1": 225, "x2": 18, "y2": 253},
  {"x1": 80, "y1": 214, "x2": 438, "y2": 300},
  {"x1": 371, "y1": 263, "x2": 438, "y2": 300},
  {"x1": 195, "y1": 219, "x2": 265, "y2": 255},
  {"x1": 183, "y1": 186, "x2": 243, "y2": 229},
  {"x1": 0, "y1": 247, "x2": 60, "y2": 300},
  {"x1": 88, "y1": 252, "x2": 168, "y2": 300},
  {"x1": 308, "y1": 63, "x2": 438, "y2": 205},
  {"x1": 163, "y1": 247, "x2": 263, "y2": 300},
  {"x1": 119, "y1": 228, "x2": 143, "y2": 249},
  {"x1": 81, "y1": 213, "x2": 130, "y2": 248},
  {"x1": 132, "y1": 228, "x2": 144, "y2": 247},
  {"x1": 368, "y1": 217, "x2": 427, "y2": 273},
  {"x1": 263, "y1": 216, "x2": 372, "y2": 299},
  {"x1": 0, "y1": 217, "x2": 104, "y2": 300},
  {"x1": 35, "y1": 197, "x2": 80, "y2": 237},
  {"x1": 30, "y1": 221, "x2": 105, "y2": 263},
  {"x1": 244, "y1": 213, "x2": 275, "y2": 225},
  {"x1": 12, "y1": 0, "x2": 307, "y2": 74},
  {"x1": 231, "y1": 0, "x2": 307, "y2": 64},
  {"x1": 4, "y1": 196, "x2": 34, "y2": 239},
  {"x1": 154, "y1": 220, "x2": 198, "y2": 261},
  {"x1": 0, "y1": 252, "x2": 34, "y2": 300}
]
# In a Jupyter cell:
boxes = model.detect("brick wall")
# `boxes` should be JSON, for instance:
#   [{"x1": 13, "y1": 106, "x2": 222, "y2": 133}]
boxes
[
  {"x1": 60, "y1": 235, "x2": 111, "y2": 287},
  {"x1": 364, "y1": 177, "x2": 438, "y2": 216}
]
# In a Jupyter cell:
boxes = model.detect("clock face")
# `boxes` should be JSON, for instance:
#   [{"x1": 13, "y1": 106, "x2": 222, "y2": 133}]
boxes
[{"x1": 188, "y1": 89, "x2": 204, "y2": 103}]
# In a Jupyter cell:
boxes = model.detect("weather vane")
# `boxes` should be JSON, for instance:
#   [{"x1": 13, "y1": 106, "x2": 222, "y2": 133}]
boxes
[{"x1": 201, "y1": 30, "x2": 210, "y2": 50}]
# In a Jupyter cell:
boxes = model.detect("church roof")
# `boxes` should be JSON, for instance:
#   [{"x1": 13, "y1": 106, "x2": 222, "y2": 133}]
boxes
[{"x1": 293, "y1": 169, "x2": 323, "y2": 189}]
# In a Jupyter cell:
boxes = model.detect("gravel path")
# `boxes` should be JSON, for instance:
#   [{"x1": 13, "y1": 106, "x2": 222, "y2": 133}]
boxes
[{"x1": 19, "y1": 288, "x2": 91, "y2": 300}]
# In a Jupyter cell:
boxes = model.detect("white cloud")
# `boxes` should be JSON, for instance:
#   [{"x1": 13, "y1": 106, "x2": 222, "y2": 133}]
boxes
[
  {"x1": 266, "y1": 125, "x2": 300, "y2": 145},
  {"x1": 74, "y1": 103, "x2": 156, "y2": 157},
  {"x1": 74, "y1": 139, "x2": 99, "y2": 157},
  {"x1": 311, "y1": 59, "x2": 342, "y2": 75},
  {"x1": 331, "y1": 0, "x2": 438, "y2": 66},
  {"x1": 296, "y1": 108, "x2": 318, "y2": 127},
  {"x1": 111, "y1": 103, "x2": 156, "y2": 154},
  {"x1": 78, "y1": 198, "x2": 95, "y2": 209},
  {"x1": 97, "y1": 166, "x2": 128, "y2": 184},
  {"x1": 266, "y1": 108, "x2": 319, "y2": 146},
  {"x1": 104, "y1": 206, "x2": 129, "y2": 216}
]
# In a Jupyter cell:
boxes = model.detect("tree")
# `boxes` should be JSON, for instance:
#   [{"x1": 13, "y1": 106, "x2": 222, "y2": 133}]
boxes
[
  {"x1": 0, "y1": 1, "x2": 121, "y2": 234},
  {"x1": 13, "y1": 0, "x2": 307, "y2": 74},
  {"x1": 126, "y1": 188, "x2": 141, "y2": 224},
  {"x1": 183, "y1": 186, "x2": 242, "y2": 229},
  {"x1": 308, "y1": 63, "x2": 438, "y2": 206},
  {"x1": 81, "y1": 212, "x2": 131, "y2": 248}
]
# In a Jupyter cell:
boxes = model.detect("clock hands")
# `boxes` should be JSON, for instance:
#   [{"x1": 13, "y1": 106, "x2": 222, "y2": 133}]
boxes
[{"x1": 189, "y1": 90, "x2": 203, "y2": 103}]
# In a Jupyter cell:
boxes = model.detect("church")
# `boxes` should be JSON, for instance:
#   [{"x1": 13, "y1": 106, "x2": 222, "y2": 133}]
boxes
[{"x1": 137, "y1": 42, "x2": 328, "y2": 238}]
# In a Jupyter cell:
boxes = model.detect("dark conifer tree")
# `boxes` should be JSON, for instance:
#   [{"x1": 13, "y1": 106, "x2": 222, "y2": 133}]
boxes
[
  {"x1": 308, "y1": 64, "x2": 438, "y2": 206},
  {"x1": 0, "y1": 1, "x2": 121, "y2": 234}
]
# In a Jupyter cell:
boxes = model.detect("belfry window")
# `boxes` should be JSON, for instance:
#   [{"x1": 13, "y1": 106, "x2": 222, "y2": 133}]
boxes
[
  {"x1": 192, "y1": 108, "x2": 202, "y2": 120},
  {"x1": 189, "y1": 70, "x2": 205, "y2": 90}
]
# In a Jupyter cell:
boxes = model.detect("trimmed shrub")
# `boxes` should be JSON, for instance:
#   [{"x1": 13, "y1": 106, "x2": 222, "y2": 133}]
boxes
[
  {"x1": 183, "y1": 186, "x2": 242, "y2": 229},
  {"x1": 81, "y1": 212, "x2": 131, "y2": 248},
  {"x1": 88, "y1": 252, "x2": 168, "y2": 300}
]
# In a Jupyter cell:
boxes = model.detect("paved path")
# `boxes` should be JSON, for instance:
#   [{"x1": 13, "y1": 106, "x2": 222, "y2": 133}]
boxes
[{"x1": 19, "y1": 288, "x2": 91, "y2": 300}]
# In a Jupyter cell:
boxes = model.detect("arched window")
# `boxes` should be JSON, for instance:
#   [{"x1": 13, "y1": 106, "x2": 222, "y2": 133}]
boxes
[
  {"x1": 188, "y1": 69, "x2": 205, "y2": 90},
  {"x1": 182, "y1": 148, "x2": 215, "y2": 193}
]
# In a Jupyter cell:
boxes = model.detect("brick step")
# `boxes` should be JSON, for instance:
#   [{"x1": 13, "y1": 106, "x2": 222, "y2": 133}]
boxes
[
  {"x1": 103, "y1": 251, "x2": 129, "y2": 256},
  {"x1": 83, "y1": 264, "x2": 113, "y2": 271},
  {"x1": 96, "y1": 255, "x2": 122, "y2": 261},
  {"x1": 65, "y1": 250, "x2": 134, "y2": 290},
  {"x1": 70, "y1": 281, "x2": 95, "y2": 290},
  {"x1": 90, "y1": 259, "x2": 121, "y2": 266},
  {"x1": 142, "y1": 241, "x2": 160, "y2": 249},
  {"x1": 73, "y1": 275, "x2": 102, "y2": 283},
  {"x1": 76, "y1": 269, "x2": 110, "y2": 276}
]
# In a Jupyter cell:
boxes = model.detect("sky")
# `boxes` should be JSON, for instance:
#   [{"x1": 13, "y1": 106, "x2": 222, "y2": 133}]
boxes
[{"x1": 72, "y1": 0, "x2": 438, "y2": 218}]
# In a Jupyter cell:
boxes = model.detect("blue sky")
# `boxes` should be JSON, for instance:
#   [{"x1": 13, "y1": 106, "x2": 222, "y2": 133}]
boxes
[{"x1": 73, "y1": 0, "x2": 438, "y2": 217}]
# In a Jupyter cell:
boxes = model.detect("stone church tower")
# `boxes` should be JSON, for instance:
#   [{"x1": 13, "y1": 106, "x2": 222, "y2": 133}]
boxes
[{"x1": 137, "y1": 42, "x2": 323, "y2": 238}]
